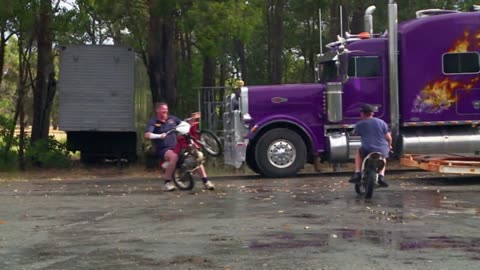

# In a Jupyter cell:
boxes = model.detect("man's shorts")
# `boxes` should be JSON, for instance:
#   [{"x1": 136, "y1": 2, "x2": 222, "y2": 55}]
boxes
[{"x1": 156, "y1": 147, "x2": 174, "y2": 160}]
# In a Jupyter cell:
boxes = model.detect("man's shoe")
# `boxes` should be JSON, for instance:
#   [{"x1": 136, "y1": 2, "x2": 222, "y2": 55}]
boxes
[
  {"x1": 377, "y1": 175, "x2": 389, "y2": 188},
  {"x1": 349, "y1": 172, "x2": 361, "y2": 184},
  {"x1": 204, "y1": 181, "x2": 215, "y2": 190},
  {"x1": 163, "y1": 182, "x2": 176, "y2": 191}
]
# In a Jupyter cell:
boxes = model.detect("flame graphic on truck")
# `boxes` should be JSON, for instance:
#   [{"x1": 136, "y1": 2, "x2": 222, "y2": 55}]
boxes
[
  {"x1": 413, "y1": 30, "x2": 480, "y2": 113},
  {"x1": 448, "y1": 30, "x2": 470, "y2": 52},
  {"x1": 413, "y1": 78, "x2": 460, "y2": 113}
]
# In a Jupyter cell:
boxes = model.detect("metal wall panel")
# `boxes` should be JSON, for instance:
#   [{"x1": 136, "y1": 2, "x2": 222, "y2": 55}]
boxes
[{"x1": 58, "y1": 45, "x2": 135, "y2": 132}]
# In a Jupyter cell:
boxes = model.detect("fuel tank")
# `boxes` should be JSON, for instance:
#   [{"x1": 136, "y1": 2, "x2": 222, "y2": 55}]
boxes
[
  {"x1": 399, "y1": 126, "x2": 480, "y2": 155},
  {"x1": 327, "y1": 132, "x2": 361, "y2": 163},
  {"x1": 327, "y1": 126, "x2": 480, "y2": 163}
]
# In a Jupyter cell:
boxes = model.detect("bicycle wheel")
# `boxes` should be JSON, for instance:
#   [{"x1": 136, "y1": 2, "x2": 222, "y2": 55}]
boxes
[
  {"x1": 172, "y1": 168, "x2": 195, "y2": 190},
  {"x1": 364, "y1": 169, "x2": 376, "y2": 199},
  {"x1": 199, "y1": 130, "x2": 223, "y2": 157},
  {"x1": 354, "y1": 183, "x2": 364, "y2": 195}
]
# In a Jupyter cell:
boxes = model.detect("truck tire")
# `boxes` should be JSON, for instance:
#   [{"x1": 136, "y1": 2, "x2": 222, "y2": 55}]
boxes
[
  {"x1": 246, "y1": 146, "x2": 262, "y2": 175},
  {"x1": 255, "y1": 128, "x2": 306, "y2": 178}
]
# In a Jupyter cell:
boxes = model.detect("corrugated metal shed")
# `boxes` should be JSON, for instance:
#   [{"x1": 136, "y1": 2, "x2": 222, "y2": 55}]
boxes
[{"x1": 58, "y1": 45, "x2": 135, "y2": 132}]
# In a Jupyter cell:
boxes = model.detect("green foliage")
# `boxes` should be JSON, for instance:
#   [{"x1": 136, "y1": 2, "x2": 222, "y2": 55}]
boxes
[
  {"x1": 0, "y1": 116, "x2": 71, "y2": 170},
  {"x1": 0, "y1": 114, "x2": 17, "y2": 147},
  {"x1": 0, "y1": 149, "x2": 16, "y2": 171},
  {"x1": 0, "y1": 115, "x2": 17, "y2": 171},
  {"x1": 185, "y1": 0, "x2": 262, "y2": 63},
  {"x1": 25, "y1": 136, "x2": 72, "y2": 169}
]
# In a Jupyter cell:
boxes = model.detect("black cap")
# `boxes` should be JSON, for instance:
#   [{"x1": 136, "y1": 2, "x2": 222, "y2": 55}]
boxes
[{"x1": 360, "y1": 104, "x2": 375, "y2": 113}]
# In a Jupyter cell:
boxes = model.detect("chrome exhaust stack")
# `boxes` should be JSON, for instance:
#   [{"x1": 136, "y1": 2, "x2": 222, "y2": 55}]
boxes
[
  {"x1": 388, "y1": 0, "x2": 400, "y2": 148},
  {"x1": 364, "y1": 5, "x2": 376, "y2": 36}
]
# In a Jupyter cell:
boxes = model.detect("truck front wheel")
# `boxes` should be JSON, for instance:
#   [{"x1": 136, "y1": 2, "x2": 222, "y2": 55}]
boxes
[
  {"x1": 255, "y1": 128, "x2": 306, "y2": 177},
  {"x1": 246, "y1": 145, "x2": 262, "y2": 175}
]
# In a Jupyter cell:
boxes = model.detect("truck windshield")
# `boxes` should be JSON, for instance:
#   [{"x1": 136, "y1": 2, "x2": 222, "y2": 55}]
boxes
[{"x1": 318, "y1": 61, "x2": 338, "y2": 82}]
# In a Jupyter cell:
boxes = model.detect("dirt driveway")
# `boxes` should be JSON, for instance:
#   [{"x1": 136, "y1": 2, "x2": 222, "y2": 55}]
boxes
[{"x1": 1, "y1": 171, "x2": 479, "y2": 270}]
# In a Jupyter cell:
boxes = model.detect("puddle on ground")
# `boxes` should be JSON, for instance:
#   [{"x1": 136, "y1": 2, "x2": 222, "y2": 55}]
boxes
[
  {"x1": 248, "y1": 228, "x2": 480, "y2": 257},
  {"x1": 245, "y1": 188, "x2": 480, "y2": 254},
  {"x1": 348, "y1": 190, "x2": 480, "y2": 219}
]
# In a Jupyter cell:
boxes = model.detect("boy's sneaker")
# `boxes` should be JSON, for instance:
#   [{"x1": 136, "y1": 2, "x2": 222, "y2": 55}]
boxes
[
  {"x1": 377, "y1": 175, "x2": 389, "y2": 188},
  {"x1": 204, "y1": 181, "x2": 215, "y2": 190},
  {"x1": 163, "y1": 182, "x2": 176, "y2": 191},
  {"x1": 349, "y1": 172, "x2": 361, "y2": 184}
]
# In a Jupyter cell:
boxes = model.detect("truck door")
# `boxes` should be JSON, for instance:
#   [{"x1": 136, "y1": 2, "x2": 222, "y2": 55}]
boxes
[{"x1": 342, "y1": 55, "x2": 387, "y2": 120}]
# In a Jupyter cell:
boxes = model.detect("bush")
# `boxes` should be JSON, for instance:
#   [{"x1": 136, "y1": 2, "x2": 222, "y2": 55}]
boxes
[
  {"x1": 25, "y1": 136, "x2": 72, "y2": 169},
  {"x1": 1, "y1": 115, "x2": 72, "y2": 170},
  {"x1": 0, "y1": 150, "x2": 17, "y2": 171},
  {"x1": 0, "y1": 116, "x2": 18, "y2": 171}
]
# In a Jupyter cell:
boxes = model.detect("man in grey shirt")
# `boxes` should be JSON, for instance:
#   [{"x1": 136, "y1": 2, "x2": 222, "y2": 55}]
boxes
[{"x1": 349, "y1": 104, "x2": 392, "y2": 187}]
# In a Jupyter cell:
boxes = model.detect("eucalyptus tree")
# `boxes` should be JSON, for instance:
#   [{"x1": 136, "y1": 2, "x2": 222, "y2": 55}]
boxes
[
  {"x1": 146, "y1": 0, "x2": 178, "y2": 107},
  {"x1": 0, "y1": 0, "x2": 38, "y2": 166},
  {"x1": 30, "y1": 0, "x2": 58, "y2": 143},
  {"x1": 184, "y1": 0, "x2": 260, "y2": 85},
  {"x1": 284, "y1": 0, "x2": 330, "y2": 83},
  {"x1": 265, "y1": 0, "x2": 286, "y2": 84},
  {"x1": 0, "y1": 0, "x2": 16, "y2": 87}
]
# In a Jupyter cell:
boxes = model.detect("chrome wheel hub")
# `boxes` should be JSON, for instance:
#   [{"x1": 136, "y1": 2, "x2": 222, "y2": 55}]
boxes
[{"x1": 267, "y1": 139, "x2": 296, "y2": 169}]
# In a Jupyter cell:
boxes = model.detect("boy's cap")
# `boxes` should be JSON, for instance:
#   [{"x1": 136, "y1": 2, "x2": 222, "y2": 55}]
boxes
[{"x1": 360, "y1": 104, "x2": 375, "y2": 113}]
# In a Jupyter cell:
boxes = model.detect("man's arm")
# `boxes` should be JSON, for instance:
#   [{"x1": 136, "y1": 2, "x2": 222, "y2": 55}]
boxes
[
  {"x1": 385, "y1": 132, "x2": 392, "y2": 149},
  {"x1": 145, "y1": 122, "x2": 153, "y2": 139},
  {"x1": 144, "y1": 119, "x2": 166, "y2": 139},
  {"x1": 145, "y1": 131, "x2": 166, "y2": 139},
  {"x1": 145, "y1": 120, "x2": 154, "y2": 139},
  {"x1": 352, "y1": 122, "x2": 361, "y2": 136},
  {"x1": 148, "y1": 133, "x2": 167, "y2": 139}
]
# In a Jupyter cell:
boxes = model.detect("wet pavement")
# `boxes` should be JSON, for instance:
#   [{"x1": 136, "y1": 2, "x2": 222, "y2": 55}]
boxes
[{"x1": 1, "y1": 171, "x2": 479, "y2": 270}]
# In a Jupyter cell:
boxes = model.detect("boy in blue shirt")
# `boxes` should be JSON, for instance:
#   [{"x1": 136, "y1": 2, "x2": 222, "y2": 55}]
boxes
[{"x1": 349, "y1": 104, "x2": 391, "y2": 187}]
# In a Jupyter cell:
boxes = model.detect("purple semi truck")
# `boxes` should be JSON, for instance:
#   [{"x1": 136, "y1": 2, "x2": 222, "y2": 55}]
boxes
[{"x1": 223, "y1": 1, "x2": 480, "y2": 178}]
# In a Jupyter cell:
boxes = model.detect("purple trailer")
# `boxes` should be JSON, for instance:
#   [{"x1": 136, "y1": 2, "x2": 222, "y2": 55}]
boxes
[{"x1": 223, "y1": 1, "x2": 480, "y2": 177}]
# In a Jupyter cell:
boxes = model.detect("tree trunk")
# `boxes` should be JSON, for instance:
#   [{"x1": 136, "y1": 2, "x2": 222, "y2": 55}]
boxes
[
  {"x1": 0, "y1": 29, "x2": 6, "y2": 87},
  {"x1": 147, "y1": 6, "x2": 161, "y2": 105},
  {"x1": 234, "y1": 39, "x2": 247, "y2": 83},
  {"x1": 218, "y1": 60, "x2": 226, "y2": 111},
  {"x1": 163, "y1": 19, "x2": 177, "y2": 107},
  {"x1": 3, "y1": 34, "x2": 29, "y2": 166},
  {"x1": 219, "y1": 61, "x2": 226, "y2": 88},
  {"x1": 0, "y1": 27, "x2": 13, "y2": 86},
  {"x1": 31, "y1": 0, "x2": 55, "y2": 145},
  {"x1": 201, "y1": 55, "x2": 216, "y2": 129},
  {"x1": 18, "y1": 40, "x2": 27, "y2": 171},
  {"x1": 202, "y1": 56, "x2": 216, "y2": 87},
  {"x1": 147, "y1": 0, "x2": 177, "y2": 109},
  {"x1": 19, "y1": 97, "x2": 26, "y2": 171},
  {"x1": 266, "y1": 0, "x2": 285, "y2": 84},
  {"x1": 185, "y1": 31, "x2": 193, "y2": 94}
]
